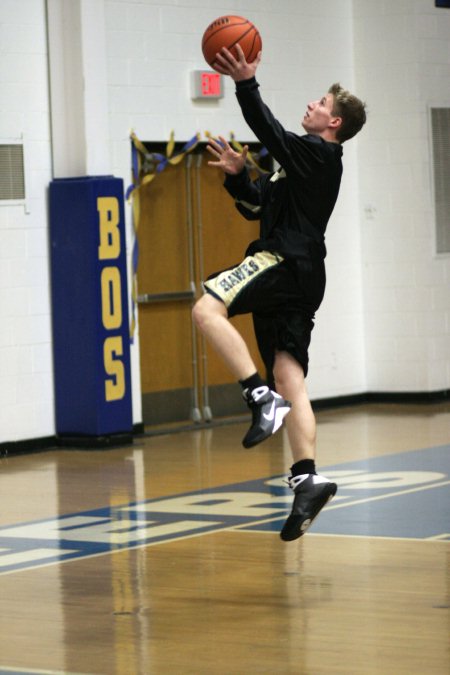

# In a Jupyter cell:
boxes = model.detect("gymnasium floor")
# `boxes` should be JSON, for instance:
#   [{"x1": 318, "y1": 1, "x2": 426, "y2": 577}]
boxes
[{"x1": 0, "y1": 402, "x2": 449, "y2": 675}]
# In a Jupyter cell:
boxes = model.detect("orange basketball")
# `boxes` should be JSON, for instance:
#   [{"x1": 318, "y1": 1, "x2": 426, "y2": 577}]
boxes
[{"x1": 202, "y1": 15, "x2": 262, "y2": 70}]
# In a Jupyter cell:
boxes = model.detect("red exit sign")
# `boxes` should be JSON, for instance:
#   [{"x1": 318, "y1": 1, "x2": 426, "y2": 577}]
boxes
[
  {"x1": 191, "y1": 70, "x2": 224, "y2": 100},
  {"x1": 201, "y1": 71, "x2": 221, "y2": 96}
]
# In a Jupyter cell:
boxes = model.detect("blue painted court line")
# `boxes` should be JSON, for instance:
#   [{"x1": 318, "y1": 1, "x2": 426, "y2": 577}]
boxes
[{"x1": 0, "y1": 444, "x2": 448, "y2": 575}]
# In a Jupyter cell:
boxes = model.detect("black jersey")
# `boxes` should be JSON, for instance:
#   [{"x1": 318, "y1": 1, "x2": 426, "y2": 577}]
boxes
[{"x1": 224, "y1": 77, "x2": 343, "y2": 261}]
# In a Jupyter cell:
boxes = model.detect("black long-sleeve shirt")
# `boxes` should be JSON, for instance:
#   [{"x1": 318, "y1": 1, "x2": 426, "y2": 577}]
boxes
[{"x1": 224, "y1": 77, "x2": 343, "y2": 260}]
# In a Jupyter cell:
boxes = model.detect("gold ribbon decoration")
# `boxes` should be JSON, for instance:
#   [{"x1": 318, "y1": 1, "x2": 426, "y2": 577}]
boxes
[{"x1": 126, "y1": 130, "x2": 200, "y2": 341}]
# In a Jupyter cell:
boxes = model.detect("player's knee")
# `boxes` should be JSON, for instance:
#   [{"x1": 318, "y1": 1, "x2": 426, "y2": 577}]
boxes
[
  {"x1": 192, "y1": 293, "x2": 225, "y2": 330},
  {"x1": 274, "y1": 374, "x2": 292, "y2": 400},
  {"x1": 192, "y1": 296, "x2": 206, "y2": 329},
  {"x1": 273, "y1": 351, "x2": 306, "y2": 397}
]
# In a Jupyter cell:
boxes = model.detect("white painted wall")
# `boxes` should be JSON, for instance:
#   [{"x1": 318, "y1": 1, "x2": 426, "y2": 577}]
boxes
[
  {"x1": 354, "y1": 0, "x2": 450, "y2": 392},
  {"x1": 0, "y1": 0, "x2": 449, "y2": 444},
  {"x1": 0, "y1": 0, "x2": 54, "y2": 442}
]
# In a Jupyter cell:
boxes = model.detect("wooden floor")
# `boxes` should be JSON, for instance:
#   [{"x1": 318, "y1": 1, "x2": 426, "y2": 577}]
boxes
[{"x1": 0, "y1": 402, "x2": 449, "y2": 675}]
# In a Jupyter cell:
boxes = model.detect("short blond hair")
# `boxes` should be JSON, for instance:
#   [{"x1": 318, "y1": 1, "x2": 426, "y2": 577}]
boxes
[{"x1": 328, "y1": 83, "x2": 367, "y2": 143}]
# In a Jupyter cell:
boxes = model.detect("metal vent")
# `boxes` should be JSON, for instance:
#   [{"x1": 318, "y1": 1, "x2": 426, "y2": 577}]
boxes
[
  {"x1": 0, "y1": 144, "x2": 25, "y2": 200},
  {"x1": 430, "y1": 108, "x2": 450, "y2": 254}
]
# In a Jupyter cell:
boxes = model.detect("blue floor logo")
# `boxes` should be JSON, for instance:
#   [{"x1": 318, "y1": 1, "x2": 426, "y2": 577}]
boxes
[{"x1": 0, "y1": 445, "x2": 448, "y2": 575}]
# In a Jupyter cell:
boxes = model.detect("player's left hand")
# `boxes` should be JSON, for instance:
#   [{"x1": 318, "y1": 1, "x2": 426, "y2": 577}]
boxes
[
  {"x1": 214, "y1": 43, "x2": 261, "y2": 81},
  {"x1": 206, "y1": 135, "x2": 248, "y2": 174}
]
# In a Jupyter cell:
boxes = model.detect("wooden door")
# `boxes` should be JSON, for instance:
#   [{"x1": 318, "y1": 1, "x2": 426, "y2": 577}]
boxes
[
  {"x1": 137, "y1": 145, "x2": 267, "y2": 427},
  {"x1": 191, "y1": 151, "x2": 264, "y2": 417}
]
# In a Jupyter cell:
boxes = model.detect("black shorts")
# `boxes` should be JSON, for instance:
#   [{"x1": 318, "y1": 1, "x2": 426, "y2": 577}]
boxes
[{"x1": 203, "y1": 251, "x2": 326, "y2": 381}]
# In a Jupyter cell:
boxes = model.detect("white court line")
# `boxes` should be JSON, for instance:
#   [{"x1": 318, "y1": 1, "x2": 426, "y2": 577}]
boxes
[
  {"x1": 307, "y1": 532, "x2": 450, "y2": 543},
  {"x1": 230, "y1": 479, "x2": 450, "y2": 534},
  {"x1": 232, "y1": 530, "x2": 450, "y2": 544},
  {"x1": 0, "y1": 668, "x2": 88, "y2": 675},
  {"x1": 324, "y1": 478, "x2": 450, "y2": 512}
]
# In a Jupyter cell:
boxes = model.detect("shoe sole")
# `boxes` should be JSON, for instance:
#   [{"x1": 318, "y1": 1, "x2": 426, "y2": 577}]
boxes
[
  {"x1": 279, "y1": 484, "x2": 337, "y2": 542},
  {"x1": 242, "y1": 404, "x2": 291, "y2": 448}
]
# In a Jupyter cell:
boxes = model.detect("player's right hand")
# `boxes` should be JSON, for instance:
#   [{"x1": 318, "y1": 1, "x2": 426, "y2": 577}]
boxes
[{"x1": 214, "y1": 44, "x2": 261, "y2": 81}]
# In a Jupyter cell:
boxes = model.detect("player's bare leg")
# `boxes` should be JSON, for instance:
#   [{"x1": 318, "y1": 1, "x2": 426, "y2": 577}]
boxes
[
  {"x1": 192, "y1": 294, "x2": 291, "y2": 447},
  {"x1": 192, "y1": 293, "x2": 256, "y2": 380},
  {"x1": 273, "y1": 350, "x2": 337, "y2": 541},
  {"x1": 273, "y1": 351, "x2": 316, "y2": 461}
]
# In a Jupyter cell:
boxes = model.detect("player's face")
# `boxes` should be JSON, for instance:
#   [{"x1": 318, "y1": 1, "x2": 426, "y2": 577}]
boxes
[{"x1": 302, "y1": 93, "x2": 337, "y2": 134}]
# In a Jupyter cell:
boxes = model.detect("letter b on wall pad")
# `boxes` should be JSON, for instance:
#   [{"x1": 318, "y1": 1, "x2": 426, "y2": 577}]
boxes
[{"x1": 50, "y1": 176, "x2": 132, "y2": 445}]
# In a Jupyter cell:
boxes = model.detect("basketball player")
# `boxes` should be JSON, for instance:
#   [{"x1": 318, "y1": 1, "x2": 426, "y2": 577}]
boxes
[{"x1": 192, "y1": 45, "x2": 367, "y2": 540}]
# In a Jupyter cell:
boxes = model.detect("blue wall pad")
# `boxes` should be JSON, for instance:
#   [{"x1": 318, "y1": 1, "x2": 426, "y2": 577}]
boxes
[{"x1": 49, "y1": 176, "x2": 132, "y2": 437}]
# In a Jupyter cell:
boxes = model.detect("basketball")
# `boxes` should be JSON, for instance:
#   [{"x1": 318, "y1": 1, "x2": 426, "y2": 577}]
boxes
[{"x1": 202, "y1": 15, "x2": 262, "y2": 70}]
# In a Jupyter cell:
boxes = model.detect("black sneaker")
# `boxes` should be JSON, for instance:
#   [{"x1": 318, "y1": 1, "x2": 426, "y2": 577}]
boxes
[
  {"x1": 242, "y1": 385, "x2": 291, "y2": 448},
  {"x1": 280, "y1": 473, "x2": 337, "y2": 541}
]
